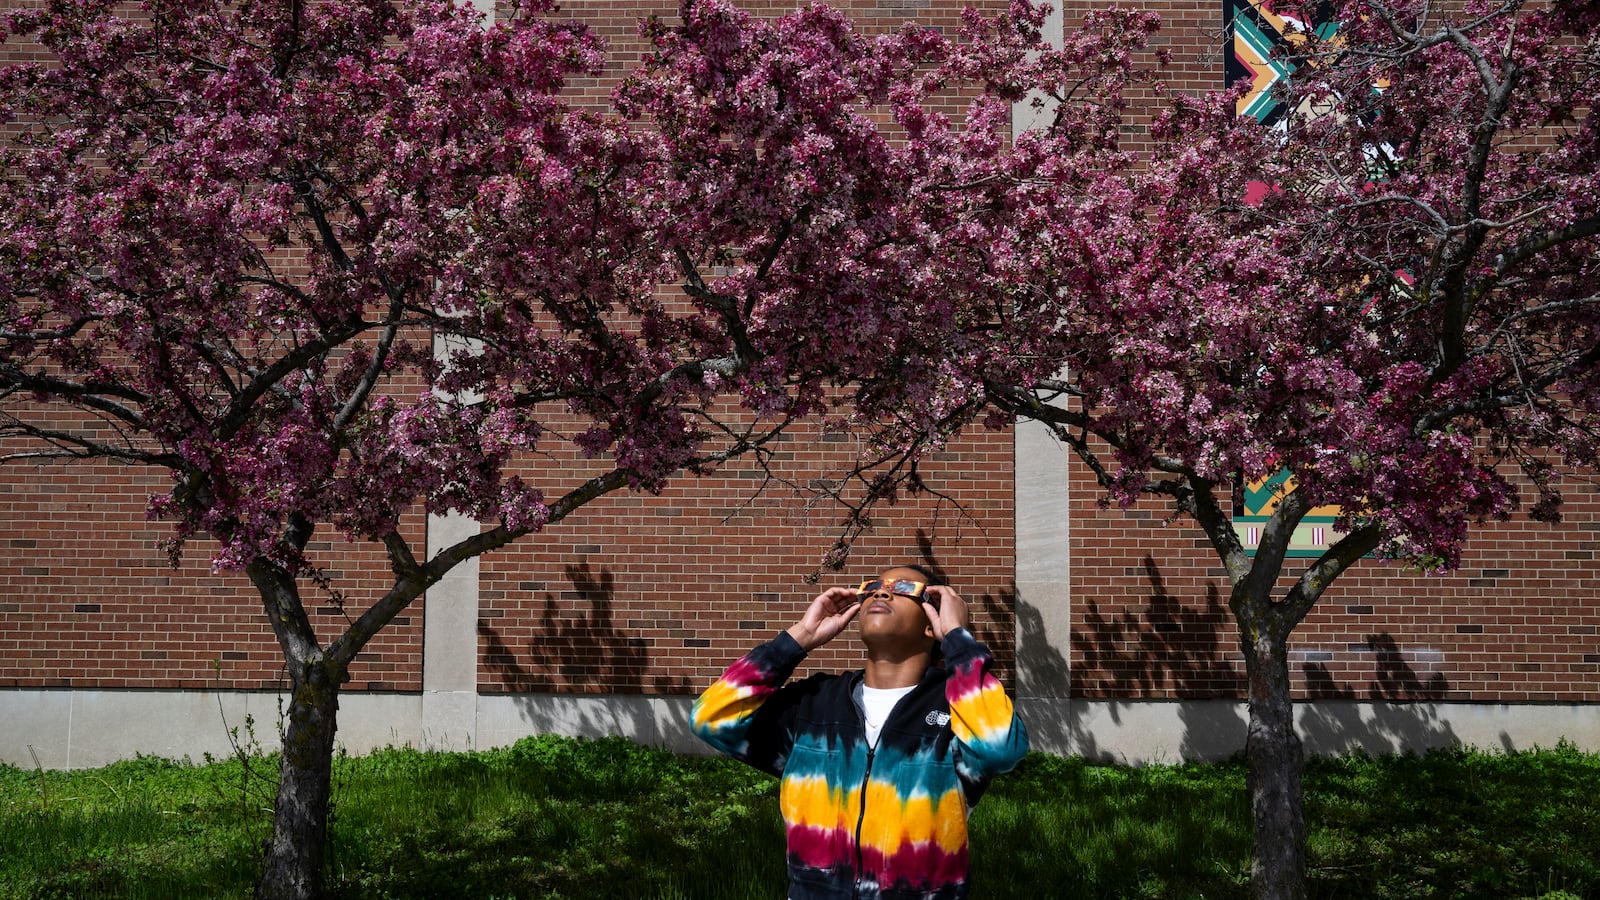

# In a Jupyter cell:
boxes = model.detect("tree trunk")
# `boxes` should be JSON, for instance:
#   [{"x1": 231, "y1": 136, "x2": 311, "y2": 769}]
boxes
[
  {"x1": 257, "y1": 661, "x2": 342, "y2": 900},
  {"x1": 1242, "y1": 624, "x2": 1307, "y2": 900}
]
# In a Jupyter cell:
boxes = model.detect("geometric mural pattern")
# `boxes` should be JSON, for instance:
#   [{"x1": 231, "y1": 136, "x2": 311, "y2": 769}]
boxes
[
  {"x1": 1227, "y1": 1, "x2": 1344, "y2": 556},
  {"x1": 1225, "y1": 0, "x2": 1340, "y2": 126},
  {"x1": 1236, "y1": 469, "x2": 1347, "y2": 559}
]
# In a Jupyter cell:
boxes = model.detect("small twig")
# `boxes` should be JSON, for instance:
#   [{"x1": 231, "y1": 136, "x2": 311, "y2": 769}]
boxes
[
  {"x1": 93, "y1": 775, "x2": 124, "y2": 801},
  {"x1": 27, "y1": 745, "x2": 48, "y2": 806}
]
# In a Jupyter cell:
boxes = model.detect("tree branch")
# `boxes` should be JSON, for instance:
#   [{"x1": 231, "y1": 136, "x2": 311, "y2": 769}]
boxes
[
  {"x1": 326, "y1": 531, "x2": 430, "y2": 671},
  {"x1": 1280, "y1": 523, "x2": 1383, "y2": 626},
  {"x1": 0, "y1": 417, "x2": 178, "y2": 467},
  {"x1": 217, "y1": 319, "x2": 368, "y2": 442},
  {"x1": 333, "y1": 292, "x2": 406, "y2": 432},
  {"x1": 678, "y1": 248, "x2": 758, "y2": 367},
  {"x1": 0, "y1": 366, "x2": 150, "y2": 427},
  {"x1": 246, "y1": 553, "x2": 322, "y2": 670},
  {"x1": 1491, "y1": 215, "x2": 1600, "y2": 277},
  {"x1": 1188, "y1": 474, "x2": 1252, "y2": 585},
  {"x1": 1240, "y1": 486, "x2": 1309, "y2": 624}
]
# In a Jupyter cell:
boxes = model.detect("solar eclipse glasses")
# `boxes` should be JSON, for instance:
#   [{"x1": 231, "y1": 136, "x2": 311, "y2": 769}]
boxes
[{"x1": 857, "y1": 578, "x2": 928, "y2": 600}]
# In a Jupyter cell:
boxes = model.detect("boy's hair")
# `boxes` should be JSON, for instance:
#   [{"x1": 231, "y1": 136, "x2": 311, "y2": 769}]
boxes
[{"x1": 897, "y1": 563, "x2": 946, "y2": 588}]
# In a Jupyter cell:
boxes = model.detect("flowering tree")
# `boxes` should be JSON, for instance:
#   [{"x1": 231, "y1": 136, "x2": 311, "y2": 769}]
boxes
[
  {"x1": 916, "y1": 0, "x2": 1599, "y2": 896},
  {"x1": 0, "y1": 0, "x2": 1045, "y2": 895}
]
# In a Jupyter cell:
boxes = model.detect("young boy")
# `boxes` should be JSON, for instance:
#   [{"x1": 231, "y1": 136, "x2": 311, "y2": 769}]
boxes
[{"x1": 690, "y1": 565, "x2": 1029, "y2": 899}]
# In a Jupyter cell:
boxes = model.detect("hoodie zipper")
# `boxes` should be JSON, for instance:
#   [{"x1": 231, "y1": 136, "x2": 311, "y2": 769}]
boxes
[{"x1": 852, "y1": 744, "x2": 875, "y2": 900}]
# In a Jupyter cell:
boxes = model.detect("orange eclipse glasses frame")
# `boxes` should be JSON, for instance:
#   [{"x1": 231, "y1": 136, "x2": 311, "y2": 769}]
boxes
[{"x1": 857, "y1": 578, "x2": 928, "y2": 600}]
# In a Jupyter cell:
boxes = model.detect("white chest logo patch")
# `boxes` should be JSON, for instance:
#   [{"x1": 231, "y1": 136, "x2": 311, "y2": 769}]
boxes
[{"x1": 926, "y1": 711, "x2": 951, "y2": 727}]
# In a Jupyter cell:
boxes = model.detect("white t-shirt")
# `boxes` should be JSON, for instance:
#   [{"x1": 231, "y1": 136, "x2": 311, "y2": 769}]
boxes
[{"x1": 861, "y1": 684, "x2": 916, "y2": 748}]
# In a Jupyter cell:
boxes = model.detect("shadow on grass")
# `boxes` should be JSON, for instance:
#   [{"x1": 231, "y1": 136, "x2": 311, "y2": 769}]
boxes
[
  {"x1": 324, "y1": 737, "x2": 786, "y2": 900},
  {"x1": 1303, "y1": 744, "x2": 1600, "y2": 900},
  {"x1": 4, "y1": 739, "x2": 1598, "y2": 899},
  {"x1": 971, "y1": 753, "x2": 1253, "y2": 900}
]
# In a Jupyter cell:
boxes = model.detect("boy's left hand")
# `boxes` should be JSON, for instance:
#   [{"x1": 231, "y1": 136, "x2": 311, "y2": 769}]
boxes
[{"x1": 922, "y1": 586, "x2": 970, "y2": 640}]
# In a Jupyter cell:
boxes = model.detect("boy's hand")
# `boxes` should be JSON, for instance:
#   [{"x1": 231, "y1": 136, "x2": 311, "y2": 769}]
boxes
[
  {"x1": 922, "y1": 586, "x2": 970, "y2": 640},
  {"x1": 785, "y1": 587, "x2": 862, "y2": 652}
]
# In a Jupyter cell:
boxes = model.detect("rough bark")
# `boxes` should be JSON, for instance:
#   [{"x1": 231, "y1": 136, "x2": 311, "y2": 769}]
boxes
[
  {"x1": 1241, "y1": 619, "x2": 1307, "y2": 900},
  {"x1": 247, "y1": 547, "x2": 345, "y2": 900},
  {"x1": 256, "y1": 661, "x2": 342, "y2": 900}
]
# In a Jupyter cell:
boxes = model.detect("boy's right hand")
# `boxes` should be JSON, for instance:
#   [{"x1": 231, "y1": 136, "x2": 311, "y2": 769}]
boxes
[{"x1": 785, "y1": 587, "x2": 862, "y2": 652}]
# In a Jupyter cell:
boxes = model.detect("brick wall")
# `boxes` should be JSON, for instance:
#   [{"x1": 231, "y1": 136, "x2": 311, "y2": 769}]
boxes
[
  {"x1": 0, "y1": 424, "x2": 1016, "y2": 694},
  {"x1": 476, "y1": 420, "x2": 1018, "y2": 695},
  {"x1": 0, "y1": 457, "x2": 429, "y2": 691},
  {"x1": 1068, "y1": 449, "x2": 1600, "y2": 703}
]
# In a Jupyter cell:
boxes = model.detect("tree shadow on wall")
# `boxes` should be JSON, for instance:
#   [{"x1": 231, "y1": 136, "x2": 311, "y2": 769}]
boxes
[
  {"x1": 910, "y1": 530, "x2": 1021, "y2": 670},
  {"x1": 912, "y1": 532, "x2": 1094, "y2": 757},
  {"x1": 1070, "y1": 556, "x2": 1248, "y2": 761},
  {"x1": 479, "y1": 562, "x2": 692, "y2": 742},
  {"x1": 1011, "y1": 586, "x2": 1092, "y2": 754},
  {"x1": 1297, "y1": 633, "x2": 1459, "y2": 756}
]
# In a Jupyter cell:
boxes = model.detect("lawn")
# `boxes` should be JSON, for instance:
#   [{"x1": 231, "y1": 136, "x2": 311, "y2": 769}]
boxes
[{"x1": 1, "y1": 734, "x2": 1595, "y2": 899}]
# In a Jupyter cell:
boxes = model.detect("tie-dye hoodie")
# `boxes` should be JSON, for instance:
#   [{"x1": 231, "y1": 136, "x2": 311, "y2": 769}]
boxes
[{"x1": 690, "y1": 628, "x2": 1028, "y2": 900}]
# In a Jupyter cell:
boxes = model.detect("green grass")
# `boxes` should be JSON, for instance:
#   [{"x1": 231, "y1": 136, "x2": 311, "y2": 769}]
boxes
[{"x1": 2, "y1": 736, "x2": 1597, "y2": 899}]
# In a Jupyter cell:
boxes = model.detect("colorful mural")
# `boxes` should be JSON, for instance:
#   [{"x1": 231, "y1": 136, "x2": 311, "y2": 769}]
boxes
[
  {"x1": 1234, "y1": 469, "x2": 1345, "y2": 559},
  {"x1": 1225, "y1": 1, "x2": 1339, "y2": 126},
  {"x1": 1227, "y1": 2, "x2": 1343, "y2": 556}
]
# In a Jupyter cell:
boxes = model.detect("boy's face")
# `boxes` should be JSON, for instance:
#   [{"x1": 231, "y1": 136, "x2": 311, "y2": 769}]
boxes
[{"x1": 857, "y1": 567, "x2": 936, "y2": 647}]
